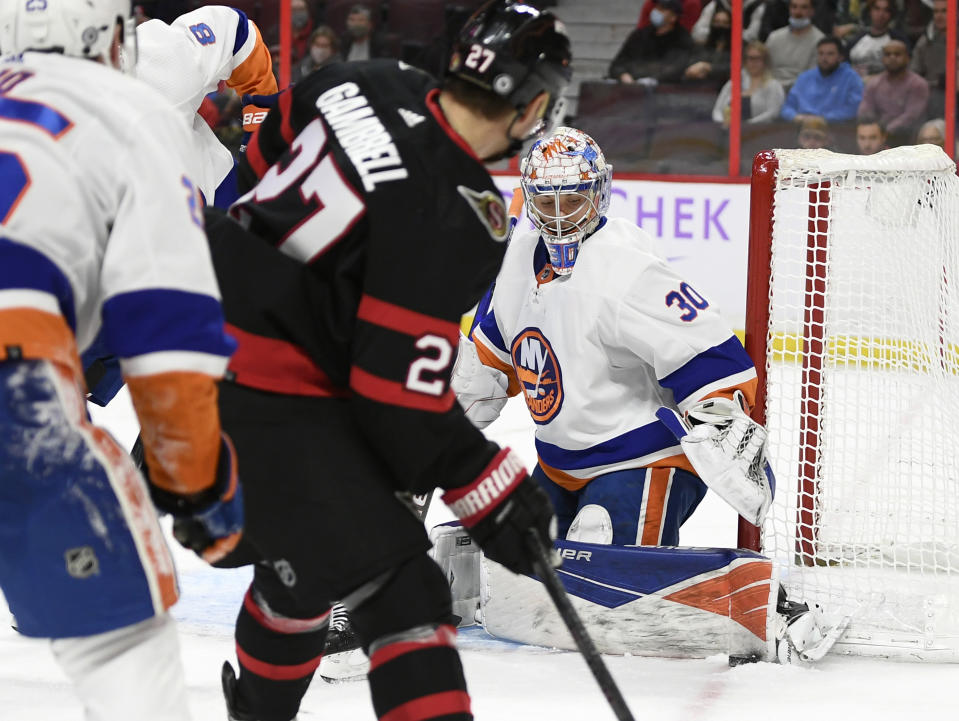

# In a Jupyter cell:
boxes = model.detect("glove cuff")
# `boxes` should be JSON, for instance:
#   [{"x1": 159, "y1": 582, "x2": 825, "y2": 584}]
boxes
[
  {"x1": 150, "y1": 433, "x2": 237, "y2": 516},
  {"x1": 442, "y1": 448, "x2": 526, "y2": 527}
]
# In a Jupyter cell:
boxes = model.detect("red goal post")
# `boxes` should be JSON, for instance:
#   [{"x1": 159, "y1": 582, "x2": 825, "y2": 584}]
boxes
[{"x1": 738, "y1": 146, "x2": 959, "y2": 661}]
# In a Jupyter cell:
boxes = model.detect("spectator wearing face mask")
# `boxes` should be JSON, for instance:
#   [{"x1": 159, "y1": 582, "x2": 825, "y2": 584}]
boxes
[
  {"x1": 290, "y1": 0, "x2": 315, "y2": 62},
  {"x1": 637, "y1": 0, "x2": 702, "y2": 33},
  {"x1": 341, "y1": 3, "x2": 394, "y2": 62},
  {"x1": 691, "y1": 0, "x2": 766, "y2": 44},
  {"x1": 683, "y1": 7, "x2": 733, "y2": 90},
  {"x1": 293, "y1": 25, "x2": 341, "y2": 82},
  {"x1": 609, "y1": 0, "x2": 695, "y2": 85},
  {"x1": 765, "y1": 0, "x2": 826, "y2": 88}
]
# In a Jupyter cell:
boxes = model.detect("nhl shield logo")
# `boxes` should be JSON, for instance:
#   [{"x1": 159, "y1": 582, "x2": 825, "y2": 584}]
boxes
[
  {"x1": 511, "y1": 328, "x2": 564, "y2": 424},
  {"x1": 65, "y1": 546, "x2": 99, "y2": 579}
]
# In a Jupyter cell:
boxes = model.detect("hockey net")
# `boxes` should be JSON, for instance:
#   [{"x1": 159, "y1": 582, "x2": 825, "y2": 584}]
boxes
[{"x1": 741, "y1": 146, "x2": 959, "y2": 661}]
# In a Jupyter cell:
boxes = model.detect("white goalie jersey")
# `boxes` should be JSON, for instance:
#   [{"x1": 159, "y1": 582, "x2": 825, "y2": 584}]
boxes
[
  {"x1": 135, "y1": 5, "x2": 277, "y2": 199},
  {"x1": 470, "y1": 217, "x2": 758, "y2": 491}
]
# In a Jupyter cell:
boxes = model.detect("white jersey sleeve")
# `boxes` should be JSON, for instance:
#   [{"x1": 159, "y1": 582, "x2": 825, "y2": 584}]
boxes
[
  {"x1": 136, "y1": 5, "x2": 278, "y2": 198},
  {"x1": 0, "y1": 52, "x2": 234, "y2": 496}
]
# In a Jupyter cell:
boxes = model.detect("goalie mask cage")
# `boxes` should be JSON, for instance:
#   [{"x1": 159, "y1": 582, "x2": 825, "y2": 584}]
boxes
[{"x1": 740, "y1": 146, "x2": 959, "y2": 661}]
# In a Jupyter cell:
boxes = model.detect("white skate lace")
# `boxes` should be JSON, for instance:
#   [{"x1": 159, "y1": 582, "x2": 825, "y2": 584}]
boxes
[{"x1": 329, "y1": 603, "x2": 350, "y2": 633}]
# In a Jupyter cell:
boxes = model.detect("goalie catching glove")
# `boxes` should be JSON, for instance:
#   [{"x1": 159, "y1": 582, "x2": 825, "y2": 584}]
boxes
[
  {"x1": 442, "y1": 448, "x2": 558, "y2": 575},
  {"x1": 149, "y1": 434, "x2": 244, "y2": 564},
  {"x1": 655, "y1": 390, "x2": 774, "y2": 526}
]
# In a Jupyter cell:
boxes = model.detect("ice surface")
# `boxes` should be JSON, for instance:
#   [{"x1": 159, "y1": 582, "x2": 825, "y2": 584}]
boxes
[{"x1": 0, "y1": 390, "x2": 953, "y2": 720}]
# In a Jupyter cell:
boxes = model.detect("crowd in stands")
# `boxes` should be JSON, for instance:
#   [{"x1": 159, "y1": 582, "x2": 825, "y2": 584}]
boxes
[
  {"x1": 133, "y1": 0, "x2": 558, "y2": 154},
  {"x1": 135, "y1": 0, "x2": 954, "y2": 175},
  {"x1": 588, "y1": 0, "x2": 954, "y2": 172}
]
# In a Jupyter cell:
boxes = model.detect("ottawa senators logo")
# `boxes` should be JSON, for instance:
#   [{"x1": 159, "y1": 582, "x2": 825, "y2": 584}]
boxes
[
  {"x1": 457, "y1": 185, "x2": 509, "y2": 242},
  {"x1": 511, "y1": 328, "x2": 564, "y2": 424}
]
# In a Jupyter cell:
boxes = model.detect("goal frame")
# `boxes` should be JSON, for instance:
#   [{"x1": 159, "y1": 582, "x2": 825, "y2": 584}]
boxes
[
  {"x1": 738, "y1": 150, "x2": 828, "y2": 561},
  {"x1": 736, "y1": 147, "x2": 959, "y2": 661}
]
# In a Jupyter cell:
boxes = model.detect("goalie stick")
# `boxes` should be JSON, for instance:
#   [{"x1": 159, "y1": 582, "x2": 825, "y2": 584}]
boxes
[{"x1": 527, "y1": 530, "x2": 637, "y2": 721}]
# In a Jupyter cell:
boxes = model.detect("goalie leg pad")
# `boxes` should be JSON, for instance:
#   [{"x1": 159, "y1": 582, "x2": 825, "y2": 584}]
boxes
[
  {"x1": 349, "y1": 554, "x2": 471, "y2": 721},
  {"x1": 429, "y1": 522, "x2": 482, "y2": 626}
]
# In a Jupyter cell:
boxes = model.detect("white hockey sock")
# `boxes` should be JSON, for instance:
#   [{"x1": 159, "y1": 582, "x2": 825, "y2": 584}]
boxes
[{"x1": 51, "y1": 613, "x2": 191, "y2": 721}]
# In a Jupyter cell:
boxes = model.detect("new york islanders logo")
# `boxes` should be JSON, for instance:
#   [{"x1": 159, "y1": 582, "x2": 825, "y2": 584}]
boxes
[{"x1": 511, "y1": 328, "x2": 564, "y2": 424}]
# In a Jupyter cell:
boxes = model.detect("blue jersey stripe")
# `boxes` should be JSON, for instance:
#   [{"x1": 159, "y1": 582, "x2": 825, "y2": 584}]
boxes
[
  {"x1": 468, "y1": 284, "x2": 494, "y2": 338},
  {"x1": 0, "y1": 96, "x2": 71, "y2": 137},
  {"x1": 231, "y1": 8, "x2": 250, "y2": 55},
  {"x1": 0, "y1": 236, "x2": 76, "y2": 330},
  {"x1": 476, "y1": 308, "x2": 508, "y2": 354},
  {"x1": 659, "y1": 335, "x2": 754, "y2": 406},
  {"x1": 0, "y1": 151, "x2": 28, "y2": 223},
  {"x1": 535, "y1": 419, "x2": 679, "y2": 471},
  {"x1": 101, "y1": 289, "x2": 236, "y2": 360}
]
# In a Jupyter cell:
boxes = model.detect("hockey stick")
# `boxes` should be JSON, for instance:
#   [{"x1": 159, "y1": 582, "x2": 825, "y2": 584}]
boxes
[{"x1": 527, "y1": 531, "x2": 636, "y2": 721}]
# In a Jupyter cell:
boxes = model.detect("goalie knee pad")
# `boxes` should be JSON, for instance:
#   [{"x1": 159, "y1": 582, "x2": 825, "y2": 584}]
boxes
[{"x1": 566, "y1": 504, "x2": 613, "y2": 544}]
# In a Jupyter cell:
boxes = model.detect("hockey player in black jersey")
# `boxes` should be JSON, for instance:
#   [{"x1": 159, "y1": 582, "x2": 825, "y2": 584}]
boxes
[{"x1": 202, "y1": 2, "x2": 572, "y2": 720}]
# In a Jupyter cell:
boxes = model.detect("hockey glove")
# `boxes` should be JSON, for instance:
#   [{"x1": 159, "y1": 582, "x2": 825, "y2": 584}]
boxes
[
  {"x1": 656, "y1": 390, "x2": 774, "y2": 526},
  {"x1": 149, "y1": 434, "x2": 244, "y2": 564},
  {"x1": 442, "y1": 449, "x2": 557, "y2": 576}
]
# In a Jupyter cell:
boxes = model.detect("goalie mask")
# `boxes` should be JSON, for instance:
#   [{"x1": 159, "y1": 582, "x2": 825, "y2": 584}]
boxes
[
  {"x1": 521, "y1": 126, "x2": 612, "y2": 275},
  {"x1": 0, "y1": 0, "x2": 137, "y2": 73}
]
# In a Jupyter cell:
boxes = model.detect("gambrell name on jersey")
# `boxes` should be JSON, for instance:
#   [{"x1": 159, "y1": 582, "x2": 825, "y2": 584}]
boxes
[{"x1": 317, "y1": 82, "x2": 408, "y2": 192}]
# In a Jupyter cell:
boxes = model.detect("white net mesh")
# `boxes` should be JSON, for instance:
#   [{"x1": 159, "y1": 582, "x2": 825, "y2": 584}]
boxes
[{"x1": 758, "y1": 146, "x2": 959, "y2": 660}]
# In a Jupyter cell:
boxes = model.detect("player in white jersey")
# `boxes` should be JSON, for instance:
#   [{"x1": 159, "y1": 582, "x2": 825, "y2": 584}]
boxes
[
  {"x1": 135, "y1": 3, "x2": 278, "y2": 206},
  {"x1": 80, "y1": 4, "x2": 278, "y2": 407},
  {"x1": 454, "y1": 126, "x2": 771, "y2": 546},
  {"x1": 0, "y1": 1, "x2": 242, "y2": 719}
]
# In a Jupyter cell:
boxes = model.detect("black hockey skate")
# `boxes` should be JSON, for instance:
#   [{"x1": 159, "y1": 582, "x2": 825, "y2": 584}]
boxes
[
  {"x1": 323, "y1": 603, "x2": 361, "y2": 655},
  {"x1": 221, "y1": 661, "x2": 260, "y2": 721},
  {"x1": 319, "y1": 603, "x2": 368, "y2": 683}
]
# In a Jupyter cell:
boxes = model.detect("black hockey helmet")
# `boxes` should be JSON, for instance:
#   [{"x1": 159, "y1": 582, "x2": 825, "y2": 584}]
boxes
[{"x1": 447, "y1": 1, "x2": 572, "y2": 138}]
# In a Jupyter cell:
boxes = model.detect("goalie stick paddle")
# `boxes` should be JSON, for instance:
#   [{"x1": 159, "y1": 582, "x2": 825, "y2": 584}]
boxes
[{"x1": 527, "y1": 531, "x2": 637, "y2": 721}]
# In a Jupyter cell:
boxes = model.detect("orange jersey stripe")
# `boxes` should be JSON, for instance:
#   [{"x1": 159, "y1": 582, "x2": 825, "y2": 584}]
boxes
[
  {"x1": 0, "y1": 307, "x2": 82, "y2": 380},
  {"x1": 227, "y1": 24, "x2": 279, "y2": 132},
  {"x1": 640, "y1": 467, "x2": 672, "y2": 545},
  {"x1": 537, "y1": 457, "x2": 591, "y2": 491},
  {"x1": 474, "y1": 337, "x2": 521, "y2": 397},
  {"x1": 87, "y1": 423, "x2": 179, "y2": 611},
  {"x1": 126, "y1": 371, "x2": 222, "y2": 497},
  {"x1": 508, "y1": 187, "x2": 524, "y2": 218}
]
